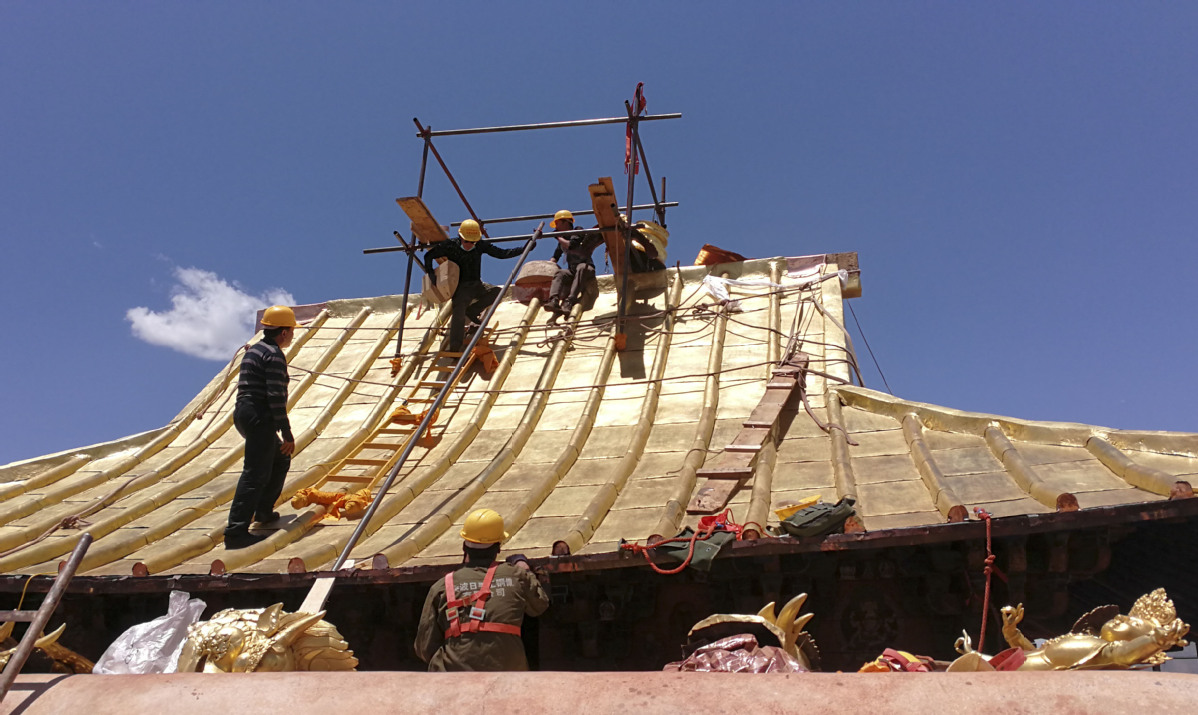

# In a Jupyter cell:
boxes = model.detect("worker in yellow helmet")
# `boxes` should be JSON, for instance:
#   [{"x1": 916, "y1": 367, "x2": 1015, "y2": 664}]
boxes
[
  {"x1": 415, "y1": 509, "x2": 549, "y2": 671},
  {"x1": 225, "y1": 305, "x2": 299, "y2": 549},
  {"x1": 423, "y1": 219, "x2": 525, "y2": 351},
  {"x1": 546, "y1": 209, "x2": 604, "y2": 325}
]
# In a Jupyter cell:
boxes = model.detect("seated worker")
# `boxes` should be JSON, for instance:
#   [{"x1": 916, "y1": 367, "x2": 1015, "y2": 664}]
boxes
[
  {"x1": 414, "y1": 509, "x2": 550, "y2": 671},
  {"x1": 546, "y1": 209, "x2": 604, "y2": 325},
  {"x1": 424, "y1": 219, "x2": 524, "y2": 352}
]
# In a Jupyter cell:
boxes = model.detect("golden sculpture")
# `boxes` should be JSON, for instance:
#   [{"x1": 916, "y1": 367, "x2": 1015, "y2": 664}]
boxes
[
  {"x1": 177, "y1": 603, "x2": 358, "y2": 672},
  {"x1": 686, "y1": 593, "x2": 820, "y2": 670},
  {"x1": 956, "y1": 588, "x2": 1189, "y2": 671},
  {"x1": 0, "y1": 622, "x2": 94, "y2": 674}
]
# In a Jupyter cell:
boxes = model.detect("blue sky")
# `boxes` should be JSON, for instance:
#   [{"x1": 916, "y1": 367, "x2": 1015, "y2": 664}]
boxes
[{"x1": 2, "y1": 3, "x2": 1196, "y2": 465}]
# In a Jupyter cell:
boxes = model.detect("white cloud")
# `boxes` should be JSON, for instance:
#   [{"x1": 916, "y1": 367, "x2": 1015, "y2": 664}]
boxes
[{"x1": 127, "y1": 267, "x2": 295, "y2": 361}]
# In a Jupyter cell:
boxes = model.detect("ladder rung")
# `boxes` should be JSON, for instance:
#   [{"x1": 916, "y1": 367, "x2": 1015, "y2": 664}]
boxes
[
  {"x1": 418, "y1": 381, "x2": 448, "y2": 389},
  {"x1": 436, "y1": 351, "x2": 463, "y2": 358},
  {"x1": 378, "y1": 428, "x2": 415, "y2": 435},
  {"x1": 343, "y1": 458, "x2": 388, "y2": 466},
  {"x1": 725, "y1": 444, "x2": 763, "y2": 453},
  {"x1": 324, "y1": 475, "x2": 374, "y2": 484},
  {"x1": 405, "y1": 397, "x2": 435, "y2": 403},
  {"x1": 429, "y1": 365, "x2": 455, "y2": 372},
  {"x1": 361, "y1": 441, "x2": 402, "y2": 450},
  {"x1": 0, "y1": 611, "x2": 38, "y2": 623}
]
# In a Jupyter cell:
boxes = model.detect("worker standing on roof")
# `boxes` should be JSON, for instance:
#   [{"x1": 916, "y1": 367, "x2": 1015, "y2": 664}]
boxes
[
  {"x1": 546, "y1": 209, "x2": 604, "y2": 325},
  {"x1": 224, "y1": 305, "x2": 298, "y2": 550},
  {"x1": 415, "y1": 509, "x2": 550, "y2": 671},
  {"x1": 424, "y1": 219, "x2": 524, "y2": 352}
]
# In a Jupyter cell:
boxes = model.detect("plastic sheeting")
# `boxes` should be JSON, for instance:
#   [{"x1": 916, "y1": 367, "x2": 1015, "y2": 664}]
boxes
[{"x1": 93, "y1": 590, "x2": 206, "y2": 675}]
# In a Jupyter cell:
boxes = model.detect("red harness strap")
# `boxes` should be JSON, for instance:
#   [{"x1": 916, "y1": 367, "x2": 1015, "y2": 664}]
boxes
[{"x1": 444, "y1": 563, "x2": 522, "y2": 639}]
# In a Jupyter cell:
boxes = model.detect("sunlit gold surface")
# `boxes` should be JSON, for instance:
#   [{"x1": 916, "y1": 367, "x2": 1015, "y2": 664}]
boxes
[
  {"x1": 994, "y1": 588, "x2": 1190, "y2": 670},
  {"x1": 0, "y1": 254, "x2": 1195, "y2": 576},
  {"x1": 177, "y1": 603, "x2": 357, "y2": 672}
]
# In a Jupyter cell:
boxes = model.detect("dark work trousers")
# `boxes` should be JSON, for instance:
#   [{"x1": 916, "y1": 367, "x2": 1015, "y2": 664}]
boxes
[
  {"x1": 448, "y1": 280, "x2": 500, "y2": 352},
  {"x1": 226, "y1": 401, "x2": 290, "y2": 537},
  {"x1": 549, "y1": 263, "x2": 595, "y2": 313}
]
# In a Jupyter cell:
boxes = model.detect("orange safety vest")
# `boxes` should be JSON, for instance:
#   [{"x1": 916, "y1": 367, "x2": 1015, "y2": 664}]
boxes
[{"x1": 443, "y1": 563, "x2": 522, "y2": 639}]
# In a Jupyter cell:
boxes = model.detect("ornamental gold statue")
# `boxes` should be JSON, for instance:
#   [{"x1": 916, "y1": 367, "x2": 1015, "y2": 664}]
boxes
[
  {"x1": 682, "y1": 593, "x2": 821, "y2": 670},
  {"x1": 999, "y1": 588, "x2": 1189, "y2": 671},
  {"x1": 177, "y1": 603, "x2": 358, "y2": 673}
]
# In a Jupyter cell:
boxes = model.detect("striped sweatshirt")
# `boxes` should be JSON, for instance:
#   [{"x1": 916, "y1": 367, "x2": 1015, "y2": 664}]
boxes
[{"x1": 236, "y1": 337, "x2": 293, "y2": 442}]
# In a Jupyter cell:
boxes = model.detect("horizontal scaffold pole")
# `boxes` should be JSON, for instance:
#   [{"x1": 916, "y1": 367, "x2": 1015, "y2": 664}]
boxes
[
  {"x1": 449, "y1": 202, "x2": 678, "y2": 228},
  {"x1": 420, "y1": 113, "x2": 681, "y2": 137},
  {"x1": 364, "y1": 227, "x2": 608, "y2": 255}
]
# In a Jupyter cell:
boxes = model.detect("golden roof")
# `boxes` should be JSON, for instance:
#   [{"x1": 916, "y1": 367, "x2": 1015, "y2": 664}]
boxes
[{"x1": 0, "y1": 253, "x2": 1194, "y2": 578}]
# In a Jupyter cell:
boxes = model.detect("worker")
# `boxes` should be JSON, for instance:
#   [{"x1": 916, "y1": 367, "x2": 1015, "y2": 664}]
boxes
[
  {"x1": 545, "y1": 209, "x2": 604, "y2": 324},
  {"x1": 424, "y1": 219, "x2": 524, "y2": 352},
  {"x1": 225, "y1": 305, "x2": 298, "y2": 550},
  {"x1": 415, "y1": 509, "x2": 549, "y2": 671}
]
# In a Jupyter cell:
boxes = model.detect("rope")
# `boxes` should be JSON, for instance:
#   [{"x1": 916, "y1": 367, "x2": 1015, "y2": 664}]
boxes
[
  {"x1": 848, "y1": 302, "x2": 893, "y2": 394},
  {"x1": 0, "y1": 474, "x2": 137, "y2": 560},
  {"x1": 188, "y1": 344, "x2": 247, "y2": 422},
  {"x1": 619, "y1": 509, "x2": 745, "y2": 575},
  {"x1": 974, "y1": 507, "x2": 995, "y2": 653}
]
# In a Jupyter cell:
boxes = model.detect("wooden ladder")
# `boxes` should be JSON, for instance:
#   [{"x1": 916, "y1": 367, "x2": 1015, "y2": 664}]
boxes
[
  {"x1": 0, "y1": 533, "x2": 91, "y2": 702},
  {"x1": 314, "y1": 326, "x2": 492, "y2": 498}
]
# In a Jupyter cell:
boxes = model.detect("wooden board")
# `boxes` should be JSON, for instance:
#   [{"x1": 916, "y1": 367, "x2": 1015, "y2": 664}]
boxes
[
  {"x1": 299, "y1": 559, "x2": 354, "y2": 614},
  {"x1": 396, "y1": 197, "x2": 450, "y2": 244},
  {"x1": 589, "y1": 177, "x2": 627, "y2": 279},
  {"x1": 687, "y1": 370, "x2": 805, "y2": 515}
]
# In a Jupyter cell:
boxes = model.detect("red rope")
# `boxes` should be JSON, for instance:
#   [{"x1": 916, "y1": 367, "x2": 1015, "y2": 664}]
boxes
[
  {"x1": 620, "y1": 509, "x2": 743, "y2": 575},
  {"x1": 974, "y1": 507, "x2": 995, "y2": 653}
]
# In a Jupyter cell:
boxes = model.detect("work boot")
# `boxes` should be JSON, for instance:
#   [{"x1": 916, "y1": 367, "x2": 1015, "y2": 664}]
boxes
[
  {"x1": 254, "y1": 511, "x2": 282, "y2": 525},
  {"x1": 547, "y1": 312, "x2": 560, "y2": 326},
  {"x1": 224, "y1": 532, "x2": 268, "y2": 550}
]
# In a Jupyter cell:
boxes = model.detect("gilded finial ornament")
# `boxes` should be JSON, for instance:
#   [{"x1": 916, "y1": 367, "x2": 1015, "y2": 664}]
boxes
[
  {"x1": 685, "y1": 594, "x2": 820, "y2": 670},
  {"x1": 177, "y1": 603, "x2": 358, "y2": 673},
  {"x1": 956, "y1": 588, "x2": 1189, "y2": 671}
]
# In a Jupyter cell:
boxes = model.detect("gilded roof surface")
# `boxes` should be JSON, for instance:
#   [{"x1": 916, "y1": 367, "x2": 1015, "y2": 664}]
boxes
[{"x1": 1, "y1": 254, "x2": 1195, "y2": 578}]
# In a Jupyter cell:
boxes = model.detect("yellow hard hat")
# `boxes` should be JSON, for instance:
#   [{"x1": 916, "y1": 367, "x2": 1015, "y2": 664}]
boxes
[
  {"x1": 459, "y1": 219, "x2": 483, "y2": 242},
  {"x1": 260, "y1": 305, "x2": 298, "y2": 328},
  {"x1": 552, "y1": 209, "x2": 574, "y2": 228},
  {"x1": 460, "y1": 508, "x2": 508, "y2": 545}
]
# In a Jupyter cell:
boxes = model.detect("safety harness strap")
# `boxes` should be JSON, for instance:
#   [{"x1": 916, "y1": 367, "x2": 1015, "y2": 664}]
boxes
[{"x1": 443, "y1": 563, "x2": 522, "y2": 639}]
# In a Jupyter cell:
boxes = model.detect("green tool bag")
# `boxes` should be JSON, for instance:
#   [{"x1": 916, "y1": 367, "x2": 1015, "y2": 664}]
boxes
[
  {"x1": 655, "y1": 528, "x2": 736, "y2": 572},
  {"x1": 777, "y1": 497, "x2": 857, "y2": 538}
]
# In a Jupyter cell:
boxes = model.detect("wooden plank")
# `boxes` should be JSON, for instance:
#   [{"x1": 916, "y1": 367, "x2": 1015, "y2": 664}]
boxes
[
  {"x1": 688, "y1": 370, "x2": 806, "y2": 515},
  {"x1": 299, "y1": 559, "x2": 354, "y2": 614},
  {"x1": 689, "y1": 481, "x2": 746, "y2": 515},
  {"x1": 729, "y1": 427, "x2": 772, "y2": 448},
  {"x1": 701, "y1": 451, "x2": 757, "y2": 472},
  {"x1": 396, "y1": 197, "x2": 450, "y2": 244},
  {"x1": 695, "y1": 466, "x2": 754, "y2": 479},
  {"x1": 589, "y1": 177, "x2": 626, "y2": 280},
  {"x1": 0, "y1": 611, "x2": 38, "y2": 622},
  {"x1": 343, "y1": 458, "x2": 388, "y2": 466}
]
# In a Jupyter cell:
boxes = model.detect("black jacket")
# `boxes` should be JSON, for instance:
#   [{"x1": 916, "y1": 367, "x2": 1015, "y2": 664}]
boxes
[{"x1": 425, "y1": 239, "x2": 523, "y2": 283}]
